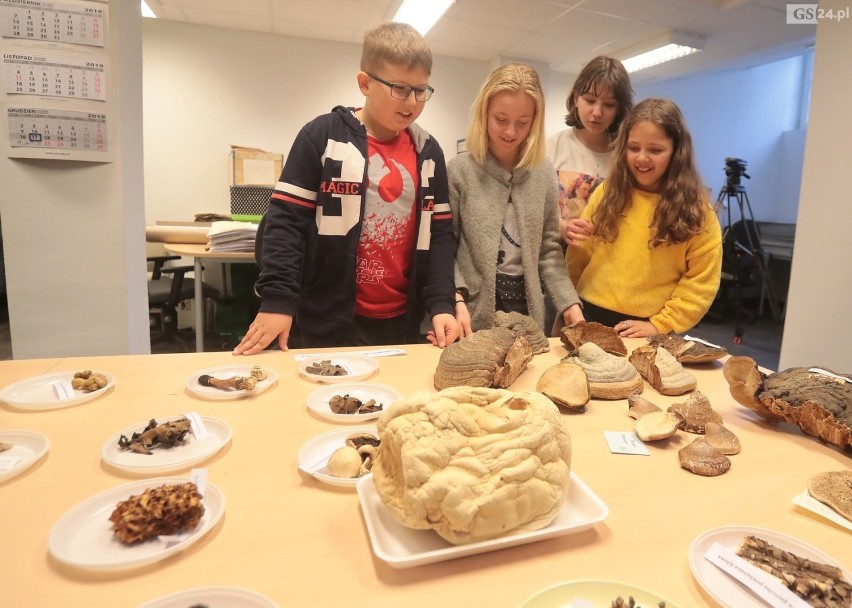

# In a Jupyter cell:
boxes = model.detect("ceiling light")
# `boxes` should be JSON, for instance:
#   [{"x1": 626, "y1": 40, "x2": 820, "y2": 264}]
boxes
[
  {"x1": 620, "y1": 31, "x2": 704, "y2": 73},
  {"x1": 393, "y1": 0, "x2": 454, "y2": 36},
  {"x1": 141, "y1": 0, "x2": 157, "y2": 18}
]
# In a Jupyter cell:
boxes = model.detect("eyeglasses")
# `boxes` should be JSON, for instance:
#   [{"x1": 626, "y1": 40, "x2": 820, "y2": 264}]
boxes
[{"x1": 366, "y1": 72, "x2": 434, "y2": 102}]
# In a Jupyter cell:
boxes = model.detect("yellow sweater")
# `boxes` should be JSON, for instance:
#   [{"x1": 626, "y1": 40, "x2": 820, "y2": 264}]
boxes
[{"x1": 566, "y1": 185, "x2": 722, "y2": 334}]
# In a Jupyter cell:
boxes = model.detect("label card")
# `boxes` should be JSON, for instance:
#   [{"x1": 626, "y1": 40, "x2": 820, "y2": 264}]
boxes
[{"x1": 604, "y1": 431, "x2": 649, "y2": 455}]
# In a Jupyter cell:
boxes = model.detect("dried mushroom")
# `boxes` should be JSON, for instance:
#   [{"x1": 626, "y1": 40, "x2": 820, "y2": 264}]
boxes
[
  {"x1": 109, "y1": 482, "x2": 205, "y2": 544},
  {"x1": 634, "y1": 411, "x2": 682, "y2": 442},
  {"x1": 305, "y1": 360, "x2": 348, "y2": 377},
  {"x1": 198, "y1": 374, "x2": 257, "y2": 391},
  {"x1": 329, "y1": 394, "x2": 383, "y2": 415},
  {"x1": 807, "y1": 470, "x2": 852, "y2": 521},
  {"x1": 738, "y1": 535, "x2": 852, "y2": 608},
  {"x1": 71, "y1": 370, "x2": 108, "y2": 392},
  {"x1": 326, "y1": 432, "x2": 381, "y2": 478},
  {"x1": 493, "y1": 310, "x2": 549, "y2": 354},
  {"x1": 117, "y1": 418, "x2": 193, "y2": 455},
  {"x1": 627, "y1": 393, "x2": 662, "y2": 419},
  {"x1": 723, "y1": 356, "x2": 852, "y2": 450},
  {"x1": 249, "y1": 365, "x2": 268, "y2": 381},
  {"x1": 703, "y1": 422, "x2": 741, "y2": 455},
  {"x1": 433, "y1": 327, "x2": 532, "y2": 391}
]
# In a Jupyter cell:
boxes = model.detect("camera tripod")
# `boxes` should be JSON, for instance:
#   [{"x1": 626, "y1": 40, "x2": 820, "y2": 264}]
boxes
[{"x1": 715, "y1": 184, "x2": 781, "y2": 343}]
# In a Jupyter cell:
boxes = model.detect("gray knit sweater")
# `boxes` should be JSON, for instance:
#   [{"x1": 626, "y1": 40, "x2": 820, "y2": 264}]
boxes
[{"x1": 448, "y1": 152, "x2": 580, "y2": 332}]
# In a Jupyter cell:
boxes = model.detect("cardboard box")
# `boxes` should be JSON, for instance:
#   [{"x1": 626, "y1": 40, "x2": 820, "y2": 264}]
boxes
[{"x1": 229, "y1": 145, "x2": 283, "y2": 186}]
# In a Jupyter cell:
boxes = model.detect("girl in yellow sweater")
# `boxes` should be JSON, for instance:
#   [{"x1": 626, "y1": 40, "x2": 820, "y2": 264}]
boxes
[{"x1": 565, "y1": 98, "x2": 722, "y2": 337}]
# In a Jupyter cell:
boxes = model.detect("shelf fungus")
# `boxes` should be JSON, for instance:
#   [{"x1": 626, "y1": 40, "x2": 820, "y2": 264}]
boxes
[
  {"x1": 561, "y1": 342, "x2": 643, "y2": 400},
  {"x1": 627, "y1": 393, "x2": 662, "y2": 419},
  {"x1": 629, "y1": 344, "x2": 696, "y2": 396},
  {"x1": 536, "y1": 361, "x2": 591, "y2": 412},
  {"x1": 493, "y1": 310, "x2": 549, "y2": 354},
  {"x1": 723, "y1": 356, "x2": 852, "y2": 450},
  {"x1": 559, "y1": 321, "x2": 627, "y2": 356},
  {"x1": 634, "y1": 411, "x2": 683, "y2": 442},
  {"x1": 433, "y1": 327, "x2": 533, "y2": 391},
  {"x1": 197, "y1": 374, "x2": 257, "y2": 391},
  {"x1": 667, "y1": 391, "x2": 723, "y2": 434},
  {"x1": 703, "y1": 422, "x2": 741, "y2": 455},
  {"x1": 678, "y1": 437, "x2": 731, "y2": 476},
  {"x1": 648, "y1": 334, "x2": 728, "y2": 364},
  {"x1": 807, "y1": 470, "x2": 852, "y2": 521},
  {"x1": 118, "y1": 418, "x2": 193, "y2": 455}
]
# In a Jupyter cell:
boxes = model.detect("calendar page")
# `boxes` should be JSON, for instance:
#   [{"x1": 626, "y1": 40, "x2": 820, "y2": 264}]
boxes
[
  {"x1": 3, "y1": 51, "x2": 106, "y2": 100},
  {"x1": 0, "y1": 0, "x2": 106, "y2": 48},
  {"x1": 6, "y1": 105, "x2": 108, "y2": 160}
]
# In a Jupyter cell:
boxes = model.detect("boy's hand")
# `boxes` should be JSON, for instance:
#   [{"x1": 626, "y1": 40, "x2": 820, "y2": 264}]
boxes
[
  {"x1": 562, "y1": 303, "x2": 585, "y2": 327},
  {"x1": 233, "y1": 312, "x2": 293, "y2": 355},
  {"x1": 426, "y1": 313, "x2": 460, "y2": 348},
  {"x1": 565, "y1": 218, "x2": 594, "y2": 247}
]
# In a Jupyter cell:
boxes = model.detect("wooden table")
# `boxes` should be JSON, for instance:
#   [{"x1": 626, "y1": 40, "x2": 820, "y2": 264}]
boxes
[
  {"x1": 1, "y1": 340, "x2": 849, "y2": 607},
  {"x1": 163, "y1": 243, "x2": 256, "y2": 352}
]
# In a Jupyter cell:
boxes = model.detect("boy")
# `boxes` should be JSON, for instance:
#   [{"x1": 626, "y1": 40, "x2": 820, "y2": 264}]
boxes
[{"x1": 233, "y1": 22, "x2": 459, "y2": 355}]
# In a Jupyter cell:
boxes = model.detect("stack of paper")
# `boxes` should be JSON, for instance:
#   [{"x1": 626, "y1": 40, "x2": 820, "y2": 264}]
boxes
[{"x1": 206, "y1": 221, "x2": 259, "y2": 252}]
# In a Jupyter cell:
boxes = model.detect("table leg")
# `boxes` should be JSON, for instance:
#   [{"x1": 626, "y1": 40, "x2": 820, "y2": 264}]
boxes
[{"x1": 194, "y1": 257, "x2": 204, "y2": 352}]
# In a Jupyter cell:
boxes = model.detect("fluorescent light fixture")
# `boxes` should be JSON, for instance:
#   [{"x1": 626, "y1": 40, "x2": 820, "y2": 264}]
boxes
[
  {"x1": 393, "y1": 0, "x2": 454, "y2": 36},
  {"x1": 141, "y1": 0, "x2": 156, "y2": 18},
  {"x1": 621, "y1": 31, "x2": 704, "y2": 73}
]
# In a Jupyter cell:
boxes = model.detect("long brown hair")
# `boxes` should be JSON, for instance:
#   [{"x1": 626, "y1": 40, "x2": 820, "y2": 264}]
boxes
[{"x1": 594, "y1": 98, "x2": 707, "y2": 247}]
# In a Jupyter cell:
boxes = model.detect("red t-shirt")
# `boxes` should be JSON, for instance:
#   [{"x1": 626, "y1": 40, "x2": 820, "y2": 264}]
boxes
[{"x1": 355, "y1": 130, "x2": 419, "y2": 318}]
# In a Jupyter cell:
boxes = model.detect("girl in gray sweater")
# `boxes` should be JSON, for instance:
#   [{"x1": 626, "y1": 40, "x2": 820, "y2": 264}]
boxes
[{"x1": 446, "y1": 63, "x2": 584, "y2": 336}]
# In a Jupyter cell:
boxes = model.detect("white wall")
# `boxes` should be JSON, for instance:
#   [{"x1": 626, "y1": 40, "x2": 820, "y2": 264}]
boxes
[
  {"x1": 0, "y1": 0, "x2": 149, "y2": 359},
  {"x1": 142, "y1": 20, "x2": 489, "y2": 223},
  {"x1": 780, "y1": 0, "x2": 852, "y2": 370},
  {"x1": 634, "y1": 55, "x2": 808, "y2": 224}
]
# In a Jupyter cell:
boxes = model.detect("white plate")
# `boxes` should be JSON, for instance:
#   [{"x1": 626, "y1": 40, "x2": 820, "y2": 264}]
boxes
[
  {"x1": 140, "y1": 586, "x2": 279, "y2": 608},
  {"x1": 185, "y1": 365, "x2": 277, "y2": 400},
  {"x1": 48, "y1": 476, "x2": 225, "y2": 572},
  {"x1": 0, "y1": 430, "x2": 50, "y2": 484},
  {"x1": 297, "y1": 355, "x2": 379, "y2": 384},
  {"x1": 296, "y1": 425, "x2": 378, "y2": 488},
  {"x1": 688, "y1": 525, "x2": 852, "y2": 608},
  {"x1": 356, "y1": 471, "x2": 609, "y2": 568},
  {"x1": 519, "y1": 579, "x2": 682, "y2": 608},
  {"x1": 100, "y1": 415, "x2": 232, "y2": 474},
  {"x1": 0, "y1": 370, "x2": 115, "y2": 410},
  {"x1": 306, "y1": 382, "x2": 400, "y2": 423}
]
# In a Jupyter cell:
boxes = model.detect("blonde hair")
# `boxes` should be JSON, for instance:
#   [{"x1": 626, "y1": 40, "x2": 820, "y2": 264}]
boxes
[
  {"x1": 361, "y1": 22, "x2": 432, "y2": 75},
  {"x1": 594, "y1": 98, "x2": 707, "y2": 247},
  {"x1": 466, "y1": 63, "x2": 546, "y2": 170}
]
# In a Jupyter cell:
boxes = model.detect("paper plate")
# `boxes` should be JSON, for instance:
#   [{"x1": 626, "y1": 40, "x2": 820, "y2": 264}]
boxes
[
  {"x1": 185, "y1": 364, "x2": 277, "y2": 400},
  {"x1": 306, "y1": 382, "x2": 400, "y2": 423},
  {"x1": 296, "y1": 425, "x2": 378, "y2": 488},
  {"x1": 297, "y1": 355, "x2": 378, "y2": 384},
  {"x1": 48, "y1": 476, "x2": 224, "y2": 571},
  {"x1": 139, "y1": 586, "x2": 279, "y2": 608},
  {"x1": 356, "y1": 471, "x2": 609, "y2": 568},
  {"x1": 100, "y1": 415, "x2": 232, "y2": 474},
  {"x1": 0, "y1": 430, "x2": 50, "y2": 484},
  {"x1": 688, "y1": 525, "x2": 851, "y2": 608},
  {"x1": 0, "y1": 370, "x2": 115, "y2": 410},
  {"x1": 519, "y1": 579, "x2": 682, "y2": 608}
]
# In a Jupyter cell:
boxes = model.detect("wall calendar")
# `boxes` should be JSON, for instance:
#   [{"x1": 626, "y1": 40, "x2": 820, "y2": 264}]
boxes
[
  {"x1": 3, "y1": 52, "x2": 105, "y2": 100},
  {"x1": 0, "y1": 0, "x2": 105, "y2": 47}
]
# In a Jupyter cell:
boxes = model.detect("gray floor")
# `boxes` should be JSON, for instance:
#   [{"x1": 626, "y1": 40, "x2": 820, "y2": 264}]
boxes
[{"x1": 0, "y1": 303, "x2": 784, "y2": 370}]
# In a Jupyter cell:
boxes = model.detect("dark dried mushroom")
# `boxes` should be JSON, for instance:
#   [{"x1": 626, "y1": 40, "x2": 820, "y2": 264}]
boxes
[
  {"x1": 305, "y1": 360, "x2": 348, "y2": 376},
  {"x1": 118, "y1": 418, "x2": 193, "y2": 455}
]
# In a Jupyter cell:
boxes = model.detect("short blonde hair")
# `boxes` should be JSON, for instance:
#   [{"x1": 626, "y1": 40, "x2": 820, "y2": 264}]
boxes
[
  {"x1": 361, "y1": 22, "x2": 432, "y2": 75},
  {"x1": 466, "y1": 63, "x2": 545, "y2": 170}
]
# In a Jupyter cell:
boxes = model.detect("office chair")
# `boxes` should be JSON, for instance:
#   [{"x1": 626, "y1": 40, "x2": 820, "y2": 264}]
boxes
[{"x1": 148, "y1": 255, "x2": 219, "y2": 351}]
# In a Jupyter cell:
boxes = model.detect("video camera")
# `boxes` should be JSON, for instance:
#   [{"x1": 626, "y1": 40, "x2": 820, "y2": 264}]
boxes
[{"x1": 724, "y1": 157, "x2": 750, "y2": 194}]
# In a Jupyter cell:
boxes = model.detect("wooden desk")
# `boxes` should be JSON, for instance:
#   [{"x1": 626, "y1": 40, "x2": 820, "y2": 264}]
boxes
[
  {"x1": 1, "y1": 341, "x2": 849, "y2": 607},
  {"x1": 163, "y1": 243, "x2": 256, "y2": 352}
]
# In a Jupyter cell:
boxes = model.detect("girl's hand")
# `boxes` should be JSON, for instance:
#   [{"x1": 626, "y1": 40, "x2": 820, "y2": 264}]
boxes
[
  {"x1": 615, "y1": 319, "x2": 658, "y2": 338},
  {"x1": 564, "y1": 218, "x2": 594, "y2": 247},
  {"x1": 426, "y1": 301, "x2": 471, "y2": 346},
  {"x1": 562, "y1": 303, "x2": 585, "y2": 327}
]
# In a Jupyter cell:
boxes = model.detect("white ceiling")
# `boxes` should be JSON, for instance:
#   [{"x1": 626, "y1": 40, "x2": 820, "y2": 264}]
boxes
[{"x1": 144, "y1": 0, "x2": 815, "y2": 83}]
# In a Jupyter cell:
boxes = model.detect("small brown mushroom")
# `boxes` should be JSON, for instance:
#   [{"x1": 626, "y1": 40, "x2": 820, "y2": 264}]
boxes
[
  {"x1": 627, "y1": 393, "x2": 662, "y2": 419},
  {"x1": 704, "y1": 422, "x2": 741, "y2": 454},
  {"x1": 678, "y1": 437, "x2": 731, "y2": 476}
]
